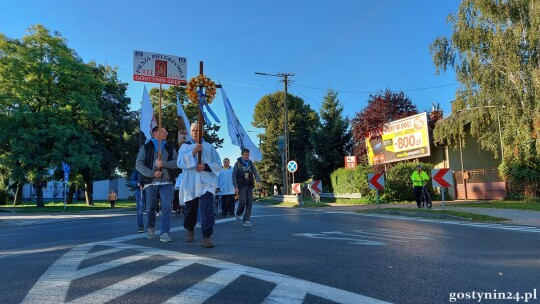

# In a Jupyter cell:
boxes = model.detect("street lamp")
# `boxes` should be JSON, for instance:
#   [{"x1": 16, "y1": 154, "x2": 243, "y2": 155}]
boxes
[{"x1": 255, "y1": 72, "x2": 294, "y2": 195}]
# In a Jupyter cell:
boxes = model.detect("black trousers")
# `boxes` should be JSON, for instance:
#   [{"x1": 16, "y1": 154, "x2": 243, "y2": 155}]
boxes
[
  {"x1": 220, "y1": 194, "x2": 235, "y2": 216},
  {"x1": 413, "y1": 186, "x2": 423, "y2": 206}
]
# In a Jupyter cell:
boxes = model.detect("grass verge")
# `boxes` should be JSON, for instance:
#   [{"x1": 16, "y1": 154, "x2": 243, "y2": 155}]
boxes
[
  {"x1": 449, "y1": 200, "x2": 540, "y2": 211},
  {"x1": 360, "y1": 208, "x2": 508, "y2": 223},
  {"x1": 0, "y1": 200, "x2": 136, "y2": 213}
]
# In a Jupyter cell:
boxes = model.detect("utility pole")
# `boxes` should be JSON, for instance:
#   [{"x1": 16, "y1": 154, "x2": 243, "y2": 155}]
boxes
[{"x1": 255, "y1": 72, "x2": 294, "y2": 194}]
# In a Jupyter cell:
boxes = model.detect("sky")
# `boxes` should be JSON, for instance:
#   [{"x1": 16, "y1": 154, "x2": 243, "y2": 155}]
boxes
[{"x1": 0, "y1": 0, "x2": 461, "y2": 163}]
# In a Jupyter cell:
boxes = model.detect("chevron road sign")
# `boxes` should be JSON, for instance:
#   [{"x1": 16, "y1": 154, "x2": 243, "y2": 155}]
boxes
[{"x1": 431, "y1": 168, "x2": 453, "y2": 188}]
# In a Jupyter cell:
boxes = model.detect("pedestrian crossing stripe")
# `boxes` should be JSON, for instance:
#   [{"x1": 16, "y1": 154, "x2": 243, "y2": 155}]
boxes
[{"x1": 22, "y1": 236, "x2": 389, "y2": 304}]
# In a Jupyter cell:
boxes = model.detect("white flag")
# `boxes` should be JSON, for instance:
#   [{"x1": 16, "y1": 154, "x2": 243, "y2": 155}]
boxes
[
  {"x1": 221, "y1": 87, "x2": 262, "y2": 161},
  {"x1": 140, "y1": 85, "x2": 156, "y2": 141},
  {"x1": 176, "y1": 94, "x2": 192, "y2": 143}
]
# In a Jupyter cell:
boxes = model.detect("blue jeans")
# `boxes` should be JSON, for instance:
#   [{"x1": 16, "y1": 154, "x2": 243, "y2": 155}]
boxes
[
  {"x1": 184, "y1": 191, "x2": 215, "y2": 238},
  {"x1": 145, "y1": 184, "x2": 173, "y2": 235},
  {"x1": 135, "y1": 189, "x2": 144, "y2": 228}
]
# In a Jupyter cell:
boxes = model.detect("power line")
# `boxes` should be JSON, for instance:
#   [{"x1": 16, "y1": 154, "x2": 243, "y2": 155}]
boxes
[
  {"x1": 294, "y1": 82, "x2": 458, "y2": 94},
  {"x1": 288, "y1": 84, "x2": 322, "y2": 108}
]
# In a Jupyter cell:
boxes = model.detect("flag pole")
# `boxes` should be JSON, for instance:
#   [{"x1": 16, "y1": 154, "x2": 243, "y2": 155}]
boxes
[
  {"x1": 197, "y1": 61, "x2": 203, "y2": 165},
  {"x1": 158, "y1": 83, "x2": 163, "y2": 161}
]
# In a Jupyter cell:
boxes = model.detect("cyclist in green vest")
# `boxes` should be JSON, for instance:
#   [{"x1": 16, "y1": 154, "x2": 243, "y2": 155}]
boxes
[{"x1": 411, "y1": 164, "x2": 430, "y2": 208}]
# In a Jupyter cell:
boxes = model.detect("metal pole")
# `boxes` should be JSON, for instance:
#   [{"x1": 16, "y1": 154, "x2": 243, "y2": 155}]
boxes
[
  {"x1": 376, "y1": 189, "x2": 380, "y2": 210},
  {"x1": 283, "y1": 74, "x2": 289, "y2": 195},
  {"x1": 63, "y1": 181, "x2": 66, "y2": 211},
  {"x1": 459, "y1": 137, "x2": 468, "y2": 200},
  {"x1": 496, "y1": 108, "x2": 504, "y2": 161},
  {"x1": 441, "y1": 187, "x2": 445, "y2": 211}
]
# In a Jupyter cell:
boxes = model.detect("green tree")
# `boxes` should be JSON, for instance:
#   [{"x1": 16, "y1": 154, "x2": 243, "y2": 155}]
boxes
[
  {"x1": 309, "y1": 89, "x2": 352, "y2": 192},
  {"x1": 430, "y1": 0, "x2": 540, "y2": 195},
  {"x1": 0, "y1": 25, "x2": 103, "y2": 206},
  {"x1": 351, "y1": 89, "x2": 418, "y2": 164},
  {"x1": 253, "y1": 91, "x2": 318, "y2": 191}
]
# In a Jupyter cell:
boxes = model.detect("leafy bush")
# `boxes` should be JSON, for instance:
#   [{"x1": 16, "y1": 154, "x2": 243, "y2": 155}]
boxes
[
  {"x1": 386, "y1": 162, "x2": 436, "y2": 202},
  {"x1": 330, "y1": 164, "x2": 371, "y2": 196},
  {"x1": 0, "y1": 183, "x2": 12, "y2": 205}
]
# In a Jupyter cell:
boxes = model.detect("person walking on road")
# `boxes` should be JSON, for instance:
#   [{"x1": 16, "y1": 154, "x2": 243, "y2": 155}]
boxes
[
  {"x1": 129, "y1": 169, "x2": 145, "y2": 233},
  {"x1": 136, "y1": 126, "x2": 178, "y2": 242},
  {"x1": 177, "y1": 123, "x2": 222, "y2": 248},
  {"x1": 217, "y1": 158, "x2": 236, "y2": 218},
  {"x1": 233, "y1": 148, "x2": 261, "y2": 227},
  {"x1": 411, "y1": 164, "x2": 430, "y2": 208},
  {"x1": 107, "y1": 190, "x2": 117, "y2": 208}
]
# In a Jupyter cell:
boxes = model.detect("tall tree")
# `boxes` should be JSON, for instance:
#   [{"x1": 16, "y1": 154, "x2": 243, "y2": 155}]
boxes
[
  {"x1": 351, "y1": 89, "x2": 418, "y2": 163},
  {"x1": 430, "y1": 0, "x2": 540, "y2": 194},
  {"x1": 253, "y1": 91, "x2": 318, "y2": 191},
  {"x1": 0, "y1": 25, "x2": 103, "y2": 206},
  {"x1": 309, "y1": 89, "x2": 352, "y2": 192}
]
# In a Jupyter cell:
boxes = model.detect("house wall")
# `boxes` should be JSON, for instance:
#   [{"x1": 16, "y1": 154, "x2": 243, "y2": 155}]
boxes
[{"x1": 23, "y1": 178, "x2": 134, "y2": 201}]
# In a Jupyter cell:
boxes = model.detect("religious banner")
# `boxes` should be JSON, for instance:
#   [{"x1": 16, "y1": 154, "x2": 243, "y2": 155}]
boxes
[
  {"x1": 366, "y1": 112, "x2": 431, "y2": 164},
  {"x1": 133, "y1": 50, "x2": 187, "y2": 86}
]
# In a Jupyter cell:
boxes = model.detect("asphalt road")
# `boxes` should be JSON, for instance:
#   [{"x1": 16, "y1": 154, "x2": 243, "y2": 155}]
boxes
[{"x1": 1, "y1": 205, "x2": 539, "y2": 304}]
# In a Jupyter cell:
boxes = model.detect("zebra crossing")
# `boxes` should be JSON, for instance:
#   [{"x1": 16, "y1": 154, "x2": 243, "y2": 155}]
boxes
[{"x1": 22, "y1": 234, "x2": 389, "y2": 304}]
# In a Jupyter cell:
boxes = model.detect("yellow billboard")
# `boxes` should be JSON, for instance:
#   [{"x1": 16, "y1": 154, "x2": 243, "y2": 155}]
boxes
[{"x1": 366, "y1": 112, "x2": 430, "y2": 165}]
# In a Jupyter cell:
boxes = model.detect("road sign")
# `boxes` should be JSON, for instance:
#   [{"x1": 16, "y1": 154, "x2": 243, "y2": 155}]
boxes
[
  {"x1": 368, "y1": 173, "x2": 385, "y2": 190},
  {"x1": 133, "y1": 50, "x2": 187, "y2": 86},
  {"x1": 432, "y1": 168, "x2": 453, "y2": 188},
  {"x1": 292, "y1": 183, "x2": 302, "y2": 194},
  {"x1": 287, "y1": 161, "x2": 298, "y2": 173},
  {"x1": 310, "y1": 180, "x2": 322, "y2": 193},
  {"x1": 344, "y1": 156, "x2": 357, "y2": 169}
]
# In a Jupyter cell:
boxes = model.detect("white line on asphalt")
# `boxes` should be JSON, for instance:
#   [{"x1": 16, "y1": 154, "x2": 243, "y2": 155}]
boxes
[
  {"x1": 74, "y1": 258, "x2": 193, "y2": 304},
  {"x1": 164, "y1": 269, "x2": 242, "y2": 304},
  {"x1": 351, "y1": 212, "x2": 540, "y2": 233},
  {"x1": 0, "y1": 244, "x2": 74, "y2": 259},
  {"x1": 23, "y1": 231, "x2": 391, "y2": 304}
]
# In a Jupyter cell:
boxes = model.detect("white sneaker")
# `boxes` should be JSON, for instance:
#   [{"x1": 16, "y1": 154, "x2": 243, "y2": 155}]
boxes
[
  {"x1": 195, "y1": 223, "x2": 201, "y2": 229},
  {"x1": 243, "y1": 221, "x2": 252, "y2": 227},
  {"x1": 160, "y1": 233, "x2": 172, "y2": 242}
]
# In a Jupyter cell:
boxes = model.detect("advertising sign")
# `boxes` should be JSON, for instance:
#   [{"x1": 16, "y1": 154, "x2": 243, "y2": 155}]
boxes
[
  {"x1": 133, "y1": 50, "x2": 187, "y2": 86},
  {"x1": 366, "y1": 112, "x2": 430, "y2": 164}
]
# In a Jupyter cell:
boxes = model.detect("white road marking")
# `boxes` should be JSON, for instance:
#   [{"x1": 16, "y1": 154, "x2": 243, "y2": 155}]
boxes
[
  {"x1": 294, "y1": 229, "x2": 450, "y2": 245},
  {"x1": 164, "y1": 269, "x2": 242, "y2": 304},
  {"x1": 0, "y1": 244, "x2": 74, "y2": 259},
  {"x1": 23, "y1": 221, "x2": 390, "y2": 304},
  {"x1": 349, "y1": 212, "x2": 540, "y2": 233}
]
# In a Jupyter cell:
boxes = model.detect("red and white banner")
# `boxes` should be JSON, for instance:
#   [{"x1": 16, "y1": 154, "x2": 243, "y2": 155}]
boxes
[{"x1": 133, "y1": 50, "x2": 187, "y2": 86}]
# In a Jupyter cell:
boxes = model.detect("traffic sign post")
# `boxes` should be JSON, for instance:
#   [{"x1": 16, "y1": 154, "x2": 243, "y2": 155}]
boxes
[
  {"x1": 368, "y1": 173, "x2": 385, "y2": 210},
  {"x1": 431, "y1": 168, "x2": 453, "y2": 210},
  {"x1": 291, "y1": 183, "x2": 303, "y2": 207},
  {"x1": 287, "y1": 160, "x2": 298, "y2": 184}
]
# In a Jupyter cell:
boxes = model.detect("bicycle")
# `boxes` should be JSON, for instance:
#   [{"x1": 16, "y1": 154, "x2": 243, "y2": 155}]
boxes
[{"x1": 419, "y1": 184, "x2": 432, "y2": 209}]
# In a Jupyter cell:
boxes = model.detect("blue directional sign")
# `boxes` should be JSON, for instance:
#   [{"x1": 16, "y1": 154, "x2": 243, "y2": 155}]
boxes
[{"x1": 287, "y1": 160, "x2": 298, "y2": 173}]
